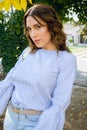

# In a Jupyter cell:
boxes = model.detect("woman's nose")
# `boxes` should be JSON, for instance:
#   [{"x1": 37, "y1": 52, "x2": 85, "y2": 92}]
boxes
[{"x1": 29, "y1": 29, "x2": 37, "y2": 38}]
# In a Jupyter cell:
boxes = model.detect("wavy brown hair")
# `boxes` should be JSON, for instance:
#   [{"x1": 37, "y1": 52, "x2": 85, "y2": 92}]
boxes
[{"x1": 24, "y1": 4, "x2": 70, "y2": 53}]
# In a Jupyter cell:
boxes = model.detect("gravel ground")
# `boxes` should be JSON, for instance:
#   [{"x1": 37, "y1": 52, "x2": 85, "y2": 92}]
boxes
[{"x1": 64, "y1": 86, "x2": 87, "y2": 130}]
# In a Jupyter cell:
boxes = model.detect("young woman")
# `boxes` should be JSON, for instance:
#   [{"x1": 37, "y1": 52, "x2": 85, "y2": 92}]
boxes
[{"x1": 1, "y1": 3, "x2": 76, "y2": 130}]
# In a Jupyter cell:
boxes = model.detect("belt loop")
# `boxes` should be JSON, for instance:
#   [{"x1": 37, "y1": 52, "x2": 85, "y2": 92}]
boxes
[{"x1": 20, "y1": 107, "x2": 24, "y2": 114}]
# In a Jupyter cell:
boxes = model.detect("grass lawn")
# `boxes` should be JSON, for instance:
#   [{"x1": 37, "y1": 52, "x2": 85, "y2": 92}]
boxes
[{"x1": 68, "y1": 46, "x2": 87, "y2": 53}]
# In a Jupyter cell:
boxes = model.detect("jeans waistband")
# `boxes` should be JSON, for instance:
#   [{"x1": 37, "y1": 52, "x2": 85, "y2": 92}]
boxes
[{"x1": 9, "y1": 101, "x2": 42, "y2": 115}]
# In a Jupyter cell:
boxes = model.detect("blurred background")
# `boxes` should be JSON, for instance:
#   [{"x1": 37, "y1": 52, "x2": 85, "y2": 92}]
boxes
[{"x1": 0, "y1": 0, "x2": 87, "y2": 130}]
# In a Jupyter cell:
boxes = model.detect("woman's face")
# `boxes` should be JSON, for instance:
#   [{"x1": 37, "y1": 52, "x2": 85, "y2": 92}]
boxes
[{"x1": 26, "y1": 16, "x2": 55, "y2": 50}]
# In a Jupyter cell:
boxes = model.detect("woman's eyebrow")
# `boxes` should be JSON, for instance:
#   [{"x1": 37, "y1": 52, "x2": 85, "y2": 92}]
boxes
[
  {"x1": 33, "y1": 23, "x2": 41, "y2": 27},
  {"x1": 26, "y1": 23, "x2": 41, "y2": 29},
  {"x1": 26, "y1": 23, "x2": 47, "y2": 29},
  {"x1": 33, "y1": 23, "x2": 47, "y2": 27}
]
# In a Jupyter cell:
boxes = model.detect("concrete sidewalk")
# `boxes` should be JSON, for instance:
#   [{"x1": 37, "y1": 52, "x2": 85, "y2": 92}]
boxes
[
  {"x1": 74, "y1": 70, "x2": 87, "y2": 87},
  {"x1": 74, "y1": 49, "x2": 87, "y2": 87}
]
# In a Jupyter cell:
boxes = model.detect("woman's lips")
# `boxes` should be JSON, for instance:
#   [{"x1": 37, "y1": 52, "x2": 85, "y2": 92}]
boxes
[{"x1": 34, "y1": 39, "x2": 41, "y2": 44}]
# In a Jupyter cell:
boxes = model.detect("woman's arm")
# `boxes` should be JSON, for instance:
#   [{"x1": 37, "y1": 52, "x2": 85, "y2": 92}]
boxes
[
  {"x1": 33, "y1": 54, "x2": 77, "y2": 130},
  {"x1": 0, "y1": 47, "x2": 29, "y2": 95}
]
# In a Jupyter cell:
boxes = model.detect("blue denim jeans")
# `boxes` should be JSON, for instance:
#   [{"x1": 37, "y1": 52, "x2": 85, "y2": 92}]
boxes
[{"x1": 4, "y1": 106, "x2": 41, "y2": 130}]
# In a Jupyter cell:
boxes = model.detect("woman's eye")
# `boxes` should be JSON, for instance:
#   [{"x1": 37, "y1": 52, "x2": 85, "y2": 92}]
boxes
[
  {"x1": 27, "y1": 27, "x2": 31, "y2": 32},
  {"x1": 26, "y1": 25, "x2": 41, "y2": 32},
  {"x1": 35, "y1": 25, "x2": 41, "y2": 29}
]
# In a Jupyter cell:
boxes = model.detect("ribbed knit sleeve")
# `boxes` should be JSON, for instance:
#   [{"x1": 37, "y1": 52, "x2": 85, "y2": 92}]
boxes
[
  {"x1": 0, "y1": 47, "x2": 29, "y2": 96},
  {"x1": 0, "y1": 47, "x2": 29, "y2": 114},
  {"x1": 1, "y1": 47, "x2": 30, "y2": 83},
  {"x1": 33, "y1": 54, "x2": 77, "y2": 130}
]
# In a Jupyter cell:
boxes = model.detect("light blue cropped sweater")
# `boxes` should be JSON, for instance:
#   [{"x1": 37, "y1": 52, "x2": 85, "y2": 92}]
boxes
[{"x1": 0, "y1": 47, "x2": 77, "y2": 130}]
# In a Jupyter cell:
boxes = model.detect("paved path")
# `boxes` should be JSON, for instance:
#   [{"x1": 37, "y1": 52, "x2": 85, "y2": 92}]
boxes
[{"x1": 74, "y1": 49, "x2": 87, "y2": 87}]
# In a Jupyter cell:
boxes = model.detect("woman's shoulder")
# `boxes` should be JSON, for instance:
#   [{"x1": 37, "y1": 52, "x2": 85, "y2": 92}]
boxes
[
  {"x1": 22, "y1": 46, "x2": 30, "y2": 53},
  {"x1": 58, "y1": 50, "x2": 76, "y2": 66},
  {"x1": 21, "y1": 46, "x2": 31, "y2": 60},
  {"x1": 59, "y1": 50, "x2": 76, "y2": 59}
]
